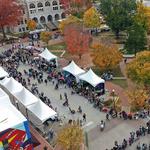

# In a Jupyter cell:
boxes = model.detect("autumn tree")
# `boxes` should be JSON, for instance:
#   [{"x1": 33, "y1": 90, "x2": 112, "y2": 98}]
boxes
[
  {"x1": 100, "y1": 0, "x2": 136, "y2": 38},
  {"x1": 0, "y1": 0, "x2": 23, "y2": 38},
  {"x1": 83, "y1": 7, "x2": 101, "y2": 28},
  {"x1": 60, "y1": 0, "x2": 91, "y2": 18},
  {"x1": 40, "y1": 31, "x2": 52, "y2": 46},
  {"x1": 64, "y1": 24, "x2": 91, "y2": 59},
  {"x1": 59, "y1": 15, "x2": 81, "y2": 33},
  {"x1": 27, "y1": 19, "x2": 37, "y2": 31},
  {"x1": 134, "y1": 2, "x2": 150, "y2": 32},
  {"x1": 126, "y1": 51, "x2": 150, "y2": 87},
  {"x1": 91, "y1": 43, "x2": 122, "y2": 71},
  {"x1": 127, "y1": 87, "x2": 149, "y2": 111},
  {"x1": 57, "y1": 123, "x2": 83, "y2": 150}
]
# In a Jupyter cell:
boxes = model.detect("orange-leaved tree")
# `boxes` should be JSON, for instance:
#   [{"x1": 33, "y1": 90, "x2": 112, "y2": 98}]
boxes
[
  {"x1": 83, "y1": 7, "x2": 101, "y2": 28},
  {"x1": 64, "y1": 23, "x2": 91, "y2": 59},
  {"x1": 134, "y1": 1, "x2": 150, "y2": 32},
  {"x1": 91, "y1": 43, "x2": 122, "y2": 71},
  {"x1": 127, "y1": 87, "x2": 149, "y2": 111},
  {"x1": 0, "y1": 0, "x2": 23, "y2": 38},
  {"x1": 27, "y1": 19, "x2": 37, "y2": 31},
  {"x1": 40, "y1": 31, "x2": 52, "y2": 46},
  {"x1": 57, "y1": 123, "x2": 84, "y2": 150},
  {"x1": 126, "y1": 51, "x2": 150, "y2": 87}
]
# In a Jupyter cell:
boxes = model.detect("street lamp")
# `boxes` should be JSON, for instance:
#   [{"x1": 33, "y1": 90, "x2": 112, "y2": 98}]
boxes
[
  {"x1": 112, "y1": 89, "x2": 116, "y2": 110},
  {"x1": 15, "y1": 100, "x2": 19, "y2": 110}
]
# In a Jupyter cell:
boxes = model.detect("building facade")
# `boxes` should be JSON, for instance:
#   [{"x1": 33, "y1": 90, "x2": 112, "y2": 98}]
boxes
[{"x1": 13, "y1": 0, "x2": 65, "y2": 33}]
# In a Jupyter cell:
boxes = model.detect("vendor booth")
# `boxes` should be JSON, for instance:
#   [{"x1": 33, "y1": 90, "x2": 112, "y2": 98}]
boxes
[
  {"x1": 27, "y1": 100, "x2": 57, "y2": 123},
  {"x1": 0, "y1": 67, "x2": 9, "y2": 80},
  {"x1": 0, "y1": 77, "x2": 23, "y2": 95},
  {"x1": 79, "y1": 69, "x2": 105, "y2": 95},
  {"x1": 62, "y1": 61, "x2": 85, "y2": 84},
  {"x1": 0, "y1": 89, "x2": 33, "y2": 150},
  {"x1": 39, "y1": 48, "x2": 58, "y2": 66}
]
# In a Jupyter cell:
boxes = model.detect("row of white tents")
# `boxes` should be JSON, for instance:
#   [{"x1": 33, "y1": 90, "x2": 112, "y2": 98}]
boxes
[
  {"x1": 63, "y1": 61, "x2": 105, "y2": 88},
  {"x1": 0, "y1": 88, "x2": 27, "y2": 133},
  {"x1": 0, "y1": 67, "x2": 9, "y2": 79},
  {"x1": 0, "y1": 77, "x2": 57, "y2": 132}
]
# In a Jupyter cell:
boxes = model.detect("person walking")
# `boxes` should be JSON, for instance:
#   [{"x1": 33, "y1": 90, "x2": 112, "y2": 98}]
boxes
[
  {"x1": 83, "y1": 113, "x2": 86, "y2": 122},
  {"x1": 106, "y1": 113, "x2": 109, "y2": 120}
]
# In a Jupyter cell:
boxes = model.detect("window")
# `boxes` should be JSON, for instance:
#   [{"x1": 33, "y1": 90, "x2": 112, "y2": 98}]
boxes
[
  {"x1": 30, "y1": 10, "x2": 36, "y2": 14},
  {"x1": 37, "y1": 2, "x2": 43, "y2": 8},
  {"x1": 61, "y1": 13, "x2": 65, "y2": 19},
  {"x1": 52, "y1": 1, "x2": 57, "y2": 6},
  {"x1": 55, "y1": 14, "x2": 59, "y2": 20},
  {"x1": 22, "y1": 27, "x2": 25, "y2": 32},
  {"x1": 25, "y1": 19, "x2": 27, "y2": 24},
  {"x1": 60, "y1": 6, "x2": 63, "y2": 9},
  {"x1": 53, "y1": 6, "x2": 58, "y2": 10},
  {"x1": 18, "y1": 21, "x2": 20, "y2": 25},
  {"x1": 45, "y1": 1, "x2": 50, "y2": 6},
  {"x1": 38, "y1": 8, "x2": 44, "y2": 12},
  {"x1": 29, "y1": 3, "x2": 35, "y2": 9},
  {"x1": 26, "y1": 27, "x2": 28, "y2": 30},
  {"x1": 19, "y1": 28, "x2": 22, "y2": 32}
]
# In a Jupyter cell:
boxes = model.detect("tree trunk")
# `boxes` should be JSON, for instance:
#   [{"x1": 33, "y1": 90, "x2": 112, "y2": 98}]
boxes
[
  {"x1": 79, "y1": 54, "x2": 82, "y2": 59},
  {"x1": 1, "y1": 25, "x2": 6, "y2": 39},
  {"x1": 115, "y1": 30, "x2": 120, "y2": 39}
]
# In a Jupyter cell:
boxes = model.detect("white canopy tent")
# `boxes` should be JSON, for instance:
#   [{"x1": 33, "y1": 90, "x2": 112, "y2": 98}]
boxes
[
  {"x1": 13, "y1": 88, "x2": 39, "y2": 107},
  {"x1": 27, "y1": 100, "x2": 57, "y2": 123},
  {"x1": 79, "y1": 69, "x2": 105, "y2": 87},
  {"x1": 0, "y1": 77, "x2": 23, "y2": 94},
  {"x1": 63, "y1": 61, "x2": 85, "y2": 81},
  {"x1": 0, "y1": 67, "x2": 9, "y2": 79},
  {"x1": 0, "y1": 96, "x2": 26, "y2": 132},
  {"x1": 0, "y1": 88, "x2": 9, "y2": 99},
  {"x1": 39, "y1": 48, "x2": 57, "y2": 62}
]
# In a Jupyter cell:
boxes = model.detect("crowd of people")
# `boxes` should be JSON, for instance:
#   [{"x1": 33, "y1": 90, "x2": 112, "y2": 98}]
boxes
[
  {"x1": 107, "y1": 121, "x2": 150, "y2": 150},
  {"x1": 0, "y1": 42, "x2": 150, "y2": 150}
]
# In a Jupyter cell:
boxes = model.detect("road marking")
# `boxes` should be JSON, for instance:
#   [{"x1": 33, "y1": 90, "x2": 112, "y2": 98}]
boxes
[{"x1": 82, "y1": 121, "x2": 94, "y2": 129}]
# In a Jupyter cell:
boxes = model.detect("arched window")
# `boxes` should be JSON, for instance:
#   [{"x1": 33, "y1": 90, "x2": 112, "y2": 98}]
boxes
[
  {"x1": 61, "y1": 13, "x2": 66, "y2": 19},
  {"x1": 29, "y1": 3, "x2": 35, "y2": 9},
  {"x1": 40, "y1": 16, "x2": 46, "y2": 23},
  {"x1": 45, "y1": 1, "x2": 50, "y2": 6},
  {"x1": 37, "y1": 2, "x2": 43, "y2": 8},
  {"x1": 52, "y1": 1, "x2": 58, "y2": 6},
  {"x1": 55, "y1": 14, "x2": 59, "y2": 21},
  {"x1": 32, "y1": 17, "x2": 38, "y2": 23},
  {"x1": 47, "y1": 15, "x2": 53, "y2": 22}
]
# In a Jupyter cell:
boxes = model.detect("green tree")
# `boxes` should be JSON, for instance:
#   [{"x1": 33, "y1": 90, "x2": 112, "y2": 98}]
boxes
[
  {"x1": 125, "y1": 22, "x2": 147, "y2": 55},
  {"x1": 100, "y1": 0, "x2": 136, "y2": 38}
]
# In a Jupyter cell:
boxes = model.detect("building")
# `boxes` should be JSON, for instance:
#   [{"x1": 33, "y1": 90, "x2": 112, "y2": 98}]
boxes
[{"x1": 13, "y1": 0, "x2": 65, "y2": 33}]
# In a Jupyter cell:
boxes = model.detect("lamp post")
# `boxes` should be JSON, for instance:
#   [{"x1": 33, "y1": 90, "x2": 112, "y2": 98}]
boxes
[
  {"x1": 112, "y1": 89, "x2": 116, "y2": 110},
  {"x1": 15, "y1": 100, "x2": 19, "y2": 110}
]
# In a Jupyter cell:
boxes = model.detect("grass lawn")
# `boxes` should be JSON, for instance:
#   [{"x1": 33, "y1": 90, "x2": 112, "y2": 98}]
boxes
[
  {"x1": 50, "y1": 51, "x2": 64, "y2": 57},
  {"x1": 92, "y1": 65, "x2": 124, "y2": 77},
  {"x1": 48, "y1": 42, "x2": 66, "y2": 50},
  {"x1": 111, "y1": 79, "x2": 128, "y2": 89}
]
